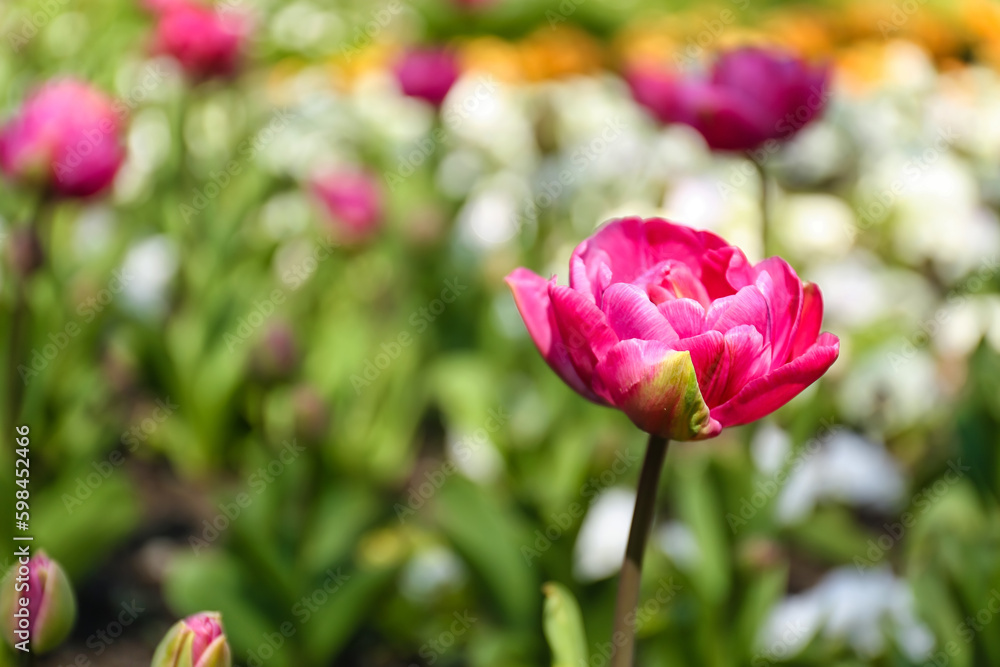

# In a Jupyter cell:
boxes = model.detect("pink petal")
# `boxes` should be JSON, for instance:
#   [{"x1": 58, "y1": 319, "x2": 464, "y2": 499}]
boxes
[
  {"x1": 789, "y1": 282, "x2": 824, "y2": 360},
  {"x1": 548, "y1": 283, "x2": 619, "y2": 400},
  {"x1": 710, "y1": 332, "x2": 839, "y2": 427},
  {"x1": 657, "y1": 298, "x2": 706, "y2": 338},
  {"x1": 704, "y1": 284, "x2": 771, "y2": 341},
  {"x1": 753, "y1": 257, "x2": 803, "y2": 368},
  {"x1": 699, "y1": 245, "x2": 755, "y2": 298},
  {"x1": 601, "y1": 283, "x2": 678, "y2": 342},
  {"x1": 671, "y1": 330, "x2": 727, "y2": 405},
  {"x1": 595, "y1": 339, "x2": 721, "y2": 440},
  {"x1": 505, "y1": 269, "x2": 602, "y2": 403},
  {"x1": 718, "y1": 324, "x2": 771, "y2": 401}
]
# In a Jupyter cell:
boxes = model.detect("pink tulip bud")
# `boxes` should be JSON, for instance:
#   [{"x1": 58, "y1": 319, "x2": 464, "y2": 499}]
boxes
[
  {"x1": 151, "y1": 612, "x2": 231, "y2": 667},
  {"x1": 394, "y1": 47, "x2": 461, "y2": 107},
  {"x1": 0, "y1": 79, "x2": 125, "y2": 198},
  {"x1": 506, "y1": 217, "x2": 839, "y2": 440},
  {"x1": 310, "y1": 169, "x2": 384, "y2": 244},
  {"x1": 0, "y1": 551, "x2": 76, "y2": 655},
  {"x1": 626, "y1": 47, "x2": 830, "y2": 152},
  {"x1": 149, "y1": 0, "x2": 250, "y2": 80}
]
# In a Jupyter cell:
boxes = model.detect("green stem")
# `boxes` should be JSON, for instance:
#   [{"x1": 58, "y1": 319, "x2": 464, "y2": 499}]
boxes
[
  {"x1": 753, "y1": 158, "x2": 771, "y2": 257},
  {"x1": 610, "y1": 434, "x2": 670, "y2": 667}
]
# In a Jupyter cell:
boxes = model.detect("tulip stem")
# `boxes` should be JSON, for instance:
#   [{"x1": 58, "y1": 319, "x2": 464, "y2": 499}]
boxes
[
  {"x1": 610, "y1": 434, "x2": 670, "y2": 667},
  {"x1": 754, "y1": 159, "x2": 771, "y2": 257}
]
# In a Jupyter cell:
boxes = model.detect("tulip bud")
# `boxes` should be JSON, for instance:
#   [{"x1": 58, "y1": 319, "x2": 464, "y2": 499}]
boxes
[
  {"x1": 0, "y1": 551, "x2": 76, "y2": 655},
  {"x1": 291, "y1": 384, "x2": 330, "y2": 444},
  {"x1": 310, "y1": 169, "x2": 384, "y2": 244},
  {"x1": 149, "y1": 0, "x2": 250, "y2": 80},
  {"x1": 0, "y1": 79, "x2": 125, "y2": 198},
  {"x1": 151, "y1": 612, "x2": 231, "y2": 667},
  {"x1": 394, "y1": 47, "x2": 461, "y2": 107},
  {"x1": 249, "y1": 322, "x2": 299, "y2": 383}
]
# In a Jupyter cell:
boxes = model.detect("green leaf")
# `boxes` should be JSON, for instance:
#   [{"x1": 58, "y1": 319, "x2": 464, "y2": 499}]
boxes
[{"x1": 542, "y1": 582, "x2": 589, "y2": 667}]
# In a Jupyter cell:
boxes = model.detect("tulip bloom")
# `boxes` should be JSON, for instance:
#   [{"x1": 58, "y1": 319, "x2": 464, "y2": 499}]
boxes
[
  {"x1": 310, "y1": 169, "x2": 383, "y2": 243},
  {"x1": 626, "y1": 48, "x2": 829, "y2": 152},
  {"x1": 506, "y1": 217, "x2": 839, "y2": 440},
  {"x1": 0, "y1": 79, "x2": 125, "y2": 198},
  {"x1": 394, "y1": 47, "x2": 461, "y2": 107},
  {"x1": 0, "y1": 552, "x2": 76, "y2": 654},
  {"x1": 152, "y1": 612, "x2": 231, "y2": 667},
  {"x1": 150, "y1": 0, "x2": 249, "y2": 80}
]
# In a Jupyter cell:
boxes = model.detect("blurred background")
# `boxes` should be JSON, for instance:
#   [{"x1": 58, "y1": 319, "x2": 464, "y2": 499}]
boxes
[{"x1": 3, "y1": 0, "x2": 1000, "y2": 665}]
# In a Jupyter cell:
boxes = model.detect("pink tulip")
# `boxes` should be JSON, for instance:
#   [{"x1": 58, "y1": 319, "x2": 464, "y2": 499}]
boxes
[
  {"x1": 0, "y1": 552, "x2": 76, "y2": 654},
  {"x1": 626, "y1": 47, "x2": 829, "y2": 152},
  {"x1": 0, "y1": 79, "x2": 125, "y2": 198},
  {"x1": 151, "y1": 612, "x2": 231, "y2": 667},
  {"x1": 394, "y1": 47, "x2": 460, "y2": 107},
  {"x1": 310, "y1": 169, "x2": 383, "y2": 243},
  {"x1": 506, "y1": 217, "x2": 839, "y2": 440},
  {"x1": 150, "y1": 0, "x2": 249, "y2": 80}
]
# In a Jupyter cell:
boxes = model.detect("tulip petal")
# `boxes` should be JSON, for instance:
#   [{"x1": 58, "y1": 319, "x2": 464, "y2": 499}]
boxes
[
  {"x1": 789, "y1": 282, "x2": 824, "y2": 359},
  {"x1": 195, "y1": 635, "x2": 233, "y2": 667},
  {"x1": 505, "y1": 269, "x2": 601, "y2": 402},
  {"x1": 657, "y1": 298, "x2": 705, "y2": 338},
  {"x1": 700, "y1": 245, "x2": 755, "y2": 298},
  {"x1": 704, "y1": 284, "x2": 771, "y2": 341},
  {"x1": 601, "y1": 283, "x2": 678, "y2": 342},
  {"x1": 670, "y1": 331, "x2": 727, "y2": 405},
  {"x1": 548, "y1": 284, "x2": 619, "y2": 401},
  {"x1": 710, "y1": 332, "x2": 839, "y2": 427},
  {"x1": 596, "y1": 339, "x2": 720, "y2": 440},
  {"x1": 753, "y1": 257, "x2": 803, "y2": 368}
]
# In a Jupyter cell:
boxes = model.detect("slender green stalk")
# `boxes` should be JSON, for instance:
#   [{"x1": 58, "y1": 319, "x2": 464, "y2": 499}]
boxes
[{"x1": 610, "y1": 434, "x2": 670, "y2": 667}]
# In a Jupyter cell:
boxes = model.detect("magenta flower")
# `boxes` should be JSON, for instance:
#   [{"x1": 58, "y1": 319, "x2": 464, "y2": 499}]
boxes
[
  {"x1": 394, "y1": 47, "x2": 461, "y2": 107},
  {"x1": 0, "y1": 79, "x2": 125, "y2": 198},
  {"x1": 0, "y1": 552, "x2": 76, "y2": 654},
  {"x1": 626, "y1": 47, "x2": 829, "y2": 152},
  {"x1": 150, "y1": 0, "x2": 249, "y2": 80},
  {"x1": 310, "y1": 169, "x2": 384, "y2": 243},
  {"x1": 506, "y1": 217, "x2": 839, "y2": 440},
  {"x1": 151, "y1": 612, "x2": 231, "y2": 667}
]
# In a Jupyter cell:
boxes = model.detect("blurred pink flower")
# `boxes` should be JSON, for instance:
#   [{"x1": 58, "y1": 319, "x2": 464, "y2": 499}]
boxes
[
  {"x1": 626, "y1": 47, "x2": 830, "y2": 152},
  {"x1": 0, "y1": 79, "x2": 125, "y2": 198},
  {"x1": 311, "y1": 169, "x2": 384, "y2": 243},
  {"x1": 394, "y1": 47, "x2": 460, "y2": 107},
  {"x1": 506, "y1": 217, "x2": 839, "y2": 440},
  {"x1": 150, "y1": 0, "x2": 249, "y2": 80}
]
